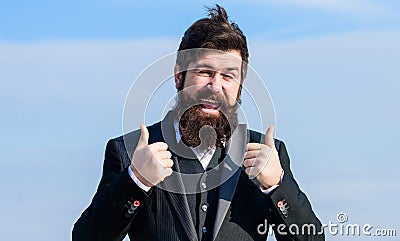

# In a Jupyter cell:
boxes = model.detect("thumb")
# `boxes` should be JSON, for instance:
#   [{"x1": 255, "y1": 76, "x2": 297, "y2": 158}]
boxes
[
  {"x1": 138, "y1": 124, "x2": 149, "y2": 146},
  {"x1": 265, "y1": 126, "x2": 275, "y2": 148}
]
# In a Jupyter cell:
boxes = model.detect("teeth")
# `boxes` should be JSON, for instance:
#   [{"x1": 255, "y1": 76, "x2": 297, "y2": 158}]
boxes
[
  {"x1": 200, "y1": 99, "x2": 217, "y2": 104},
  {"x1": 200, "y1": 103, "x2": 218, "y2": 109}
]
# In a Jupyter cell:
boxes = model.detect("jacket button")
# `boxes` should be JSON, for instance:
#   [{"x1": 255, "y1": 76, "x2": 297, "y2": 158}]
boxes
[
  {"x1": 201, "y1": 182, "x2": 207, "y2": 189},
  {"x1": 201, "y1": 204, "x2": 208, "y2": 212},
  {"x1": 202, "y1": 227, "x2": 207, "y2": 233}
]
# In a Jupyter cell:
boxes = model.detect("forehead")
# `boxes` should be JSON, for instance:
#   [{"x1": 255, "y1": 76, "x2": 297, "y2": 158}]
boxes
[{"x1": 188, "y1": 50, "x2": 242, "y2": 70}]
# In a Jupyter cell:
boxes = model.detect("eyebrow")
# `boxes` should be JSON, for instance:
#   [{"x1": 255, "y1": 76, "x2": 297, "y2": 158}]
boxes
[
  {"x1": 224, "y1": 67, "x2": 240, "y2": 72},
  {"x1": 193, "y1": 63, "x2": 215, "y2": 70},
  {"x1": 193, "y1": 63, "x2": 240, "y2": 72}
]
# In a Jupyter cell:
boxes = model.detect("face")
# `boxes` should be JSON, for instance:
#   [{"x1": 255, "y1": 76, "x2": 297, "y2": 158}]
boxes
[
  {"x1": 173, "y1": 49, "x2": 242, "y2": 149},
  {"x1": 175, "y1": 50, "x2": 242, "y2": 115}
]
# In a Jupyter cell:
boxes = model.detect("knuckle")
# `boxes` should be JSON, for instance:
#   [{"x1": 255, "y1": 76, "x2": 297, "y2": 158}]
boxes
[{"x1": 166, "y1": 169, "x2": 173, "y2": 176}]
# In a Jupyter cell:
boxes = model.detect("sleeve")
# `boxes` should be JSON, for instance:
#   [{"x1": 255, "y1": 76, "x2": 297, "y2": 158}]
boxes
[
  {"x1": 72, "y1": 139, "x2": 150, "y2": 241},
  {"x1": 128, "y1": 165, "x2": 152, "y2": 192},
  {"x1": 267, "y1": 141, "x2": 325, "y2": 241}
]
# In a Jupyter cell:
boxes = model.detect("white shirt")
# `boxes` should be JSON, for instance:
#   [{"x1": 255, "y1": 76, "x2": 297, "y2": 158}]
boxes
[{"x1": 128, "y1": 121, "x2": 281, "y2": 194}]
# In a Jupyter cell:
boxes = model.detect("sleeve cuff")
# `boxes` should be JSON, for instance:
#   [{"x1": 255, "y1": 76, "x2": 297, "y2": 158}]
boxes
[
  {"x1": 260, "y1": 170, "x2": 284, "y2": 195},
  {"x1": 128, "y1": 166, "x2": 151, "y2": 192}
]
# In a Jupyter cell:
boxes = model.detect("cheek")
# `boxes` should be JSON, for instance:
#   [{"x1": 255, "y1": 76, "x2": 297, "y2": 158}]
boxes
[
  {"x1": 225, "y1": 84, "x2": 241, "y2": 102},
  {"x1": 182, "y1": 77, "x2": 207, "y2": 90},
  {"x1": 182, "y1": 81, "x2": 203, "y2": 95}
]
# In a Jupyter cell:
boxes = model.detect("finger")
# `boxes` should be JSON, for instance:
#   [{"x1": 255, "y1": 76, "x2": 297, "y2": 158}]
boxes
[
  {"x1": 243, "y1": 158, "x2": 256, "y2": 168},
  {"x1": 245, "y1": 166, "x2": 259, "y2": 179},
  {"x1": 244, "y1": 150, "x2": 260, "y2": 159},
  {"x1": 157, "y1": 150, "x2": 172, "y2": 160},
  {"x1": 159, "y1": 158, "x2": 174, "y2": 168},
  {"x1": 244, "y1": 158, "x2": 267, "y2": 170},
  {"x1": 265, "y1": 126, "x2": 276, "y2": 148},
  {"x1": 246, "y1": 143, "x2": 262, "y2": 151},
  {"x1": 149, "y1": 142, "x2": 169, "y2": 151},
  {"x1": 138, "y1": 124, "x2": 149, "y2": 146},
  {"x1": 163, "y1": 167, "x2": 173, "y2": 177}
]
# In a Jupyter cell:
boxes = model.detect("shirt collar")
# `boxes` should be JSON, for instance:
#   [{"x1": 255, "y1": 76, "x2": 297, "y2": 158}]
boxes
[{"x1": 173, "y1": 120, "x2": 182, "y2": 144}]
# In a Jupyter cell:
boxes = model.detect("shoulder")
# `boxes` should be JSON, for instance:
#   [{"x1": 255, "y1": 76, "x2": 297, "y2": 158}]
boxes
[{"x1": 108, "y1": 121, "x2": 163, "y2": 149}]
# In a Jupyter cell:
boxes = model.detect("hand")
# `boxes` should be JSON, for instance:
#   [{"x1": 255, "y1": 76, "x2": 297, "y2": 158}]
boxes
[
  {"x1": 243, "y1": 126, "x2": 283, "y2": 189},
  {"x1": 130, "y1": 124, "x2": 173, "y2": 187}
]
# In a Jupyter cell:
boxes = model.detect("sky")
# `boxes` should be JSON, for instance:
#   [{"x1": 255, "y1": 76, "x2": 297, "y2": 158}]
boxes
[{"x1": 1, "y1": 0, "x2": 400, "y2": 240}]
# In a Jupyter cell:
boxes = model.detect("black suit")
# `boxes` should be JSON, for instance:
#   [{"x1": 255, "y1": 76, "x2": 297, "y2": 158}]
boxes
[{"x1": 73, "y1": 112, "x2": 324, "y2": 241}]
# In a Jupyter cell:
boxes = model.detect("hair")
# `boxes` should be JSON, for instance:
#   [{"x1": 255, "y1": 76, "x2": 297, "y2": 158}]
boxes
[{"x1": 176, "y1": 4, "x2": 249, "y2": 96}]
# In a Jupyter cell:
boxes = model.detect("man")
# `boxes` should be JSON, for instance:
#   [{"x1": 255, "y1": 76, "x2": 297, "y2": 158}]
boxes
[{"x1": 73, "y1": 5, "x2": 324, "y2": 241}]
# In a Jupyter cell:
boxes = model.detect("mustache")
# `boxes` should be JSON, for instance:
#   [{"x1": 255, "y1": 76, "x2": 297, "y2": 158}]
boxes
[{"x1": 178, "y1": 88, "x2": 237, "y2": 110}]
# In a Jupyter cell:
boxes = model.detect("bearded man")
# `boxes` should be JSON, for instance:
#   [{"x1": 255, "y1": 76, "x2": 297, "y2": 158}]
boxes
[{"x1": 73, "y1": 5, "x2": 324, "y2": 241}]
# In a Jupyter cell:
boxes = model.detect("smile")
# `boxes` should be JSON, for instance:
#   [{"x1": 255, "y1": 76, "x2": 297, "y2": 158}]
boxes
[{"x1": 198, "y1": 100, "x2": 220, "y2": 114}]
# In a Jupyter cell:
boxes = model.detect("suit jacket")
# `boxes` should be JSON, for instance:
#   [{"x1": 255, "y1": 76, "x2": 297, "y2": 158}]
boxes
[{"x1": 73, "y1": 111, "x2": 324, "y2": 241}]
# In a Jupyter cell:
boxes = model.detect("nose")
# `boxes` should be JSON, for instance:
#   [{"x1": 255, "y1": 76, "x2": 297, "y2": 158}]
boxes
[{"x1": 207, "y1": 72, "x2": 223, "y2": 93}]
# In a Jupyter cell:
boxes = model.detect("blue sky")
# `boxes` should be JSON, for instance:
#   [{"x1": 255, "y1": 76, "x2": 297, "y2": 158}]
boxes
[
  {"x1": 1, "y1": 0, "x2": 400, "y2": 41},
  {"x1": 1, "y1": 1, "x2": 400, "y2": 240}
]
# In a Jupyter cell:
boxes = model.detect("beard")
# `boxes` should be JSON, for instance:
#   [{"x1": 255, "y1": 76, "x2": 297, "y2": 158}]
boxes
[{"x1": 173, "y1": 88, "x2": 239, "y2": 151}]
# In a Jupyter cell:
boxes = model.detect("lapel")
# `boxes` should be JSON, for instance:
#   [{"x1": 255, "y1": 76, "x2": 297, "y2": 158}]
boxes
[
  {"x1": 212, "y1": 124, "x2": 248, "y2": 240},
  {"x1": 161, "y1": 171, "x2": 199, "y2": 241},
  {"x1": 158, "y1": 112, "x2": 199, "y2": 241}
]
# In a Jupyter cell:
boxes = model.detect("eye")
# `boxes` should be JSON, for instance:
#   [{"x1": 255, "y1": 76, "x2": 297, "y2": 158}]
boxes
[
  {"x1": 196, "y1": 69, "x2": 214, "y2": 77},
  {"x1": 222, "y1": 73, "x2": 236, "y2": 81}
]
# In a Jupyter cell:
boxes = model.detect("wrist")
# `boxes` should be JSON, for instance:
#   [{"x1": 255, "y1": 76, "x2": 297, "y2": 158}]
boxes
[
  {"x1": 130, "y1": 164, "x2": 153, "y2": 188},
  {"x1": 262, "y1": 168, "x2": 284, "y2": 189}
]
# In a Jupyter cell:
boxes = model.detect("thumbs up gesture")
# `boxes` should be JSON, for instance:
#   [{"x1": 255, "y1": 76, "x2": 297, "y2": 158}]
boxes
[
  {"x1": 130, "y1": 124, "x2": 174, "y2": 188},
  {"x1": 243, "y1": 126, "x2": 283, "y2": 189}
]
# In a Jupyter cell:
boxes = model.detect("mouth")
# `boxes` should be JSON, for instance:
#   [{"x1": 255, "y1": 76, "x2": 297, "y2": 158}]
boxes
[{"x1": 198, "y1": 100, "x2": 220, "y2": 114}]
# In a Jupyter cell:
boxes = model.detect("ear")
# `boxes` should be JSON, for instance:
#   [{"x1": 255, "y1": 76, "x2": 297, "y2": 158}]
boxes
[{"x1": 174, "y1": 64, "x2": 183, "y2": 90}]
